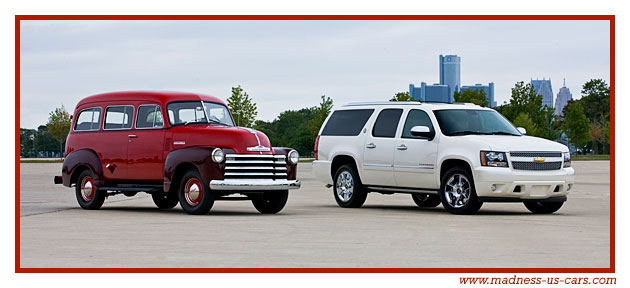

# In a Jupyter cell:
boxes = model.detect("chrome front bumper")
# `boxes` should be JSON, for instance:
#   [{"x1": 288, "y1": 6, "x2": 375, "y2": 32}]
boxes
[{"x1": 209, "y1": 179, "x2": 301, "y2": 191}]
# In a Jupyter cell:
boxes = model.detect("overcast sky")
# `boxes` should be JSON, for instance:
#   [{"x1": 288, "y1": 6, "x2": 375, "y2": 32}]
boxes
[{"x1": 19, "y1": 20, "x2": 610, "y2": 129}]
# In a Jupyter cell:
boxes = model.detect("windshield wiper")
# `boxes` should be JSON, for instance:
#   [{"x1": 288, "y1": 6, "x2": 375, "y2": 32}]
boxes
[
  {"x1": 489, "y1": 131, "x2": 520, "y2": 136},
  {"x1": 184, "y1": 121, "x2": 207, "y2": 126},
  {"x1": 448, "y1": 130, "x2": 493, "y2": 136},
  {"x1": 208, "y1": 119, "x2": 229, "y2": 126}
]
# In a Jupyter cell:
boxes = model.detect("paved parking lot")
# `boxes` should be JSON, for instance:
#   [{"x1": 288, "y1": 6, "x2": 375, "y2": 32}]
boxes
[{"x1": 19, "y1": 161, "x2": 611, "y2": 268}]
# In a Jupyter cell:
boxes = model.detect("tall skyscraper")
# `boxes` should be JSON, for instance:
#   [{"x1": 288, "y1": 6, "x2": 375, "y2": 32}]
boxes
[
  {"x1": 460, "y1": 82, "x2": 495, "y2": 107},
  {"x1": 531, "y1": 78, "x2": 554, "y2": 108},
  {"x1": 554, "y1": 79, "x2": 573, "y2": 115},
  {"x1": 439, "y1": 55, "x2": 461, "y2": 102}
]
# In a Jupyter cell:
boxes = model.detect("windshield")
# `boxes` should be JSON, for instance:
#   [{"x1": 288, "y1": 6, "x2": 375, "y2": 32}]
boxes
[
  {"x1": 433, "y1": 109, "x2": 521, "y2": 136},
  {"x1": 166, "y1": 101, "x2": 235, "y2": 126}
]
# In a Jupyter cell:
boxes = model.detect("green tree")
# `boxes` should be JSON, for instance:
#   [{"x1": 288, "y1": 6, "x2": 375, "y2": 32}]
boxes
[
  {"x1": 501, "y1": 81, "x2": 555, "y2": 139},
  {"x1": 34, "y1": 125, "x2": 59, "y2": 156},
  {"x1": 389, "y1": 91, "x2": 414, "y2": 102},
  {"x1": 46, "y1": 105, "x2": 72, "y2": 155},
  {"x1": 588, "y1": 122, "x2": 603, "y2": 154},
  {"x1": 580, "y1": 79, "x2": 610, "y2": 123},
  {"x1": 454, "y1": 89, "x2": 489, "y2": 107},
  {"x1": 227, "y1": 85, "x2": 258, "y2": 127},
  {"x1": 512, "y1": 112, "x2": 537, "y2": 136},
  {"x1": 309, "y1": 95, "x2": 333, "y2": 135},
  {"x1": 562, "y1": 102, "x2": 590, "y2": 152}
]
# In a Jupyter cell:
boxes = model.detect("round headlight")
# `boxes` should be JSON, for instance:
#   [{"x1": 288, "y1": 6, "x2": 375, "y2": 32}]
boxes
[
  {"x1": 288, "y1": 150, "x2": 299, "y2": 165},
  {"x1": 212, "y1": 148, "x2": 224, "y2": 163}
]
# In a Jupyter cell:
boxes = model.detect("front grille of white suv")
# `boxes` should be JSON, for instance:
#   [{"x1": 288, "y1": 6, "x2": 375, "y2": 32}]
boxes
[
  {"x1": 224, "y1": 154, "x2": 288, "y2": 180},
  {"x1": 509, "y1": 151, "x2": 563, "y2": 171}
]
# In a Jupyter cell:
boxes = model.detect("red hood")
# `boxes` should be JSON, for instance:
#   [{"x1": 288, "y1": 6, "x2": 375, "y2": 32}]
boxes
[{"x1": 169, "y1": 125, "x2": 273, "y2": 154}]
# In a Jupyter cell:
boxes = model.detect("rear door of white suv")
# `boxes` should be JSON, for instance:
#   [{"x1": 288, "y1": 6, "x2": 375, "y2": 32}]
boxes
[
  {"x1": 361, "y1": 108, "x2": 403, "y2": 186},
  {"x1": 393, "y1": 108, "x2": 439, "y2": 189}
]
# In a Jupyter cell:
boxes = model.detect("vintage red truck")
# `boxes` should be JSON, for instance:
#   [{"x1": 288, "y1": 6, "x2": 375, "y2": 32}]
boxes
[{"x1": 54, "y1": 91, "x2": 301, "y2": 215}]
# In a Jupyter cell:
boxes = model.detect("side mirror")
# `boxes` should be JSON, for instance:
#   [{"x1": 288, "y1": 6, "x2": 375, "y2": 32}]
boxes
[
  {"x1": 410, "y1": 126, "x2": 434, "y2": 140},
  {"x1": 517, "y1": 127, "x2": 526, "y2": 135}
]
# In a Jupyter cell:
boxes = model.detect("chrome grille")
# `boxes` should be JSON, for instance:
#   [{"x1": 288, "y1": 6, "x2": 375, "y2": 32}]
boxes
[
  {"x1": 511, "y1": 161, "x2": 563, "y2": 171},
  {"x1": 224, "y1": 154, "x2": 288, "y2": 179},
  {"x1": 509, "y1": 151, "x2": 562, "y2": 158}
]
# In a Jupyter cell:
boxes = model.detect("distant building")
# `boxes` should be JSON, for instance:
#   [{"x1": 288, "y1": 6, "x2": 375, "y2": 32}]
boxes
[
  {"x1": 439, "y1": 55, "x2": 461, "y2": 102},
  {"x1": 531, "y1": 78, "x2": 554, "y2": 108},
  {"x1": 409, "y1": 82, "x2": 451, "y2": 103},
  {"x1": 460, "y1": 82, "x2": 495, "y2": 107},
  {"x1": 554, "y1": 79, "x2": 573, "y2": 116}
]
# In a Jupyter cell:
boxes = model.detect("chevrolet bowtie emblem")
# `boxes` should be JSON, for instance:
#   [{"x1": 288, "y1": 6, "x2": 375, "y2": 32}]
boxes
[
  {"x1": 534, "y1": 157, "x2": 545, "y2": 163},
  {"x1": 247, "y1": 145, "x2": 271, "y2": 152}
]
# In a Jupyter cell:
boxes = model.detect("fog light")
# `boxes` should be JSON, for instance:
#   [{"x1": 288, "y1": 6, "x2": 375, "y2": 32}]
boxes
[{"x1": 490, "y1": 184, "x2": 496, "y2": 191}]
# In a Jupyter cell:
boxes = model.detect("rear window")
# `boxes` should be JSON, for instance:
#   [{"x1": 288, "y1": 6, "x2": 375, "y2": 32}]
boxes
[
  {"x1": 321, "y1": 109, "x2": 374, "y2": 136},
  {"x1": 74, "y1": 107, "x2": 101, "y2": 131}
]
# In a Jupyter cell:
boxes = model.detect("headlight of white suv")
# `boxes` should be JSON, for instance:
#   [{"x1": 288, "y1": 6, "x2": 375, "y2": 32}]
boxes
[
  {"x1": 563, "y1": 152, "x2": 571, "y2": 168},
  {"x1": 480, "y1": 151, "x2": 509, "y2": 168},
  {"x1": 288, "y1": 150, "x2": 299, "y2": 165}
]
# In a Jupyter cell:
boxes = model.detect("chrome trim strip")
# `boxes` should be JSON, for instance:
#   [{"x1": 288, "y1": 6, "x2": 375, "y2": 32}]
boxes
[
  {"x1": 363, "y1": 163, "x2": 393, "y2": 168},
  {"x1": 226, "y1": 160, "x2": 286, "y2": 165},
  {"x1": 209, "y1": 179, "x2": 301, "y2": 191},
  {"x1": 393, "y1": 165, "x2": 435, "y2": 170},
  {"x1": 225, "y1": 154, "x2": 285, "y2": 159},
  {"x1": 225, "y1": 166, "x2": 287, "y2": 170},
  {"x1": 224, "y1": 172, "x2": 288, "y2": 176},
  {"x1": 365, "y1": 185, "x2": 438, "y2": 194},
  {"x1": 173, "y1": 141, "x2": 186, "y2": 145}
]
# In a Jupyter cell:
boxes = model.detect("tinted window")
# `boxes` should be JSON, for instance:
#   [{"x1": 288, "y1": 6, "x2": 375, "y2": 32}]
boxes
[
  {"x1": 74, "y1": 108, "x2": 101, "y2": 131},
  {"x1": 104, "y1": 106, "x2": 134, "y2": 130},
  {"x1": 166, "y1": 101, "x2": 235, "y2": 126},
  {"x1": 136, "y1": 105, "x2": 164, "y2": 129},
  {"x1": 402, "y1": 109, "x2": 434, "y2": 139},
  {"x1": 372, "y1": 109, "x2": 403, "y2": 138},
  {"x1": 321, "y1": 109, "x2": 374, "y2": 136}
]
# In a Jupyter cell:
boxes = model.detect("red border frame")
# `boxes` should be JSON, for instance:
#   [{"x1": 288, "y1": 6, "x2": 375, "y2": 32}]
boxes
[{"x1": 15, "y1": 15, "x2": 615, "y2": 273}]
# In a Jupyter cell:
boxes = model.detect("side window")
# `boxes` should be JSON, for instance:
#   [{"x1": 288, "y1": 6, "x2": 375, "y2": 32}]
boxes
[
  {"x1": 74, "y1": 108, "x2": 101, "y2": 131},
  {"x1": 321, "y1": 109, "x2": 374, "y2": 136},
  {"x1": 372, "y1": 109, "x2": 403, "y2": 138},
  {"x1": 104, "y1": 106, "x2": 134, "y2": 130},
  {"x1": 136, "y1": 105, "x2": 164, "y2": 129},
  {"x1": 402, "y1": 109, "x2": 434, "y2": 139}
]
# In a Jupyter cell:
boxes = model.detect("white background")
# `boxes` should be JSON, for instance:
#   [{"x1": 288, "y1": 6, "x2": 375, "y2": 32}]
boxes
[{"x1": 2, "y1": 1, "x2": 623, "y2": 287}]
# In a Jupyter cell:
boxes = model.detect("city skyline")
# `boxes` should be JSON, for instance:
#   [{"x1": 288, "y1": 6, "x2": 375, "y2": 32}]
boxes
[{"x1": 19, "y1": 20, "x2": 610, "y2": 129}]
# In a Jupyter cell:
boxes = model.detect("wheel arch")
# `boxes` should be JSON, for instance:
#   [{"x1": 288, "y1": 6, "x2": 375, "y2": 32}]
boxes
[
  {"x1": 163, "y1": 146, "x2": 224, "y2": 193},
  {"x1": 330, "y1": 154, "x2": 360, "y2": 179},
  {"x1": 439, "y1": 157, "x2": 474, "y2": 183},
  {"x1": 62, "y1": 149, "x2": 104, "y2": 187}
]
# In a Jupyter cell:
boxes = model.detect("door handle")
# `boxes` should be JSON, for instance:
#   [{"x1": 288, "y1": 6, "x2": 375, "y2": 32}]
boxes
[
  {"x1": 397, "y1": 144, "x2": 408, "y2": 151},
  {"x1": 128, "y1": 134, "x2": 137, "y2": 138},
  {"x1": 366, "y1": 143, "x2": 376, "y2": 149}
]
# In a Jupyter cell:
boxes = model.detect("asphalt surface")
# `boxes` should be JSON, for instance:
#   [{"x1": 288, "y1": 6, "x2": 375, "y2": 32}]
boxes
[{"x1": 19, "y1": 161, "x2": 611, "y2": 268}]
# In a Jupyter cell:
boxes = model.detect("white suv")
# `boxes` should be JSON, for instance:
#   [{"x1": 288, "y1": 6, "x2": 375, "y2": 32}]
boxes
[{"x1": 312, "y1": 102, "x2": 575, "y2": 214}]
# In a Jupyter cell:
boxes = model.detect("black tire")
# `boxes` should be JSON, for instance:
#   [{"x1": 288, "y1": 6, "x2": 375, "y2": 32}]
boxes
[
  {"x1": 333, "y1": 164, "x2": 368, "y2": 208},
  {"x1": 252, "y1": 190, "x2": 289, "y2": 214},
  {"x1": 152, "y1": 192, "x2": 179, "y2": 209},
  {"x1": 439, "y1": 166, "x2": 483, "y2": 215},
  {"x1": 75, "y1": 169, "x2": 106, "y2": 210},
  {"x1": 524, "y1": 201, "x2": 564, "y2": 214},
  {"x1": 411, "y1": 194, "x2": 441, "y2": 207},
  {"x1": 178, "y1": 169, "x2": 214, "y2": 215}
]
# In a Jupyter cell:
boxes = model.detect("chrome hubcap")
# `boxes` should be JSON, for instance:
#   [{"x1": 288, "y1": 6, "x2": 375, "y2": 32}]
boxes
[
  {"x1": 184, "y1": 178, "x2": 203, "y2": 207},
  {"x1": 80, "y1": 177, "x2": 94, "y2": 202},
  {"x1": 444, "y1": 174, "x2": 471, "y2": 208},
  {"x1": 336, "y1": 171, "x2": 354, "y2": 202}
]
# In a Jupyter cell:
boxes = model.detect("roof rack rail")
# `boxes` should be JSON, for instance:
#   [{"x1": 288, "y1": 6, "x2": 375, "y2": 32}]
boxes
[{"x1": 343, "y1": 101, "x2": 422, "y2": 107}]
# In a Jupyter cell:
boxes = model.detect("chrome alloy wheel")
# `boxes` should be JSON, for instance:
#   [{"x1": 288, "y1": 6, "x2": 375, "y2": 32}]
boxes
[
  {"x1": 184, "y1": 178, "x2": 203, "y2": 207},
  {"x1": 80, "y1": 176, "x2": 95, "y2": 202},
  {"x1": 336, "y1": 171, "x2": 354, "y2": 202},
  {"x1": 444, "y1": 174, "x2": 471, "y2": 208}
]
